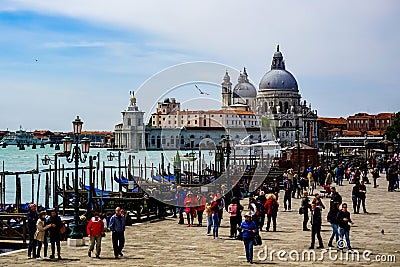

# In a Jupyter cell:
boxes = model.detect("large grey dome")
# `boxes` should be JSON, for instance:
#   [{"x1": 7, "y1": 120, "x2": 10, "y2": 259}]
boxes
[
  {"x1": 259, "y1": 69, "x2": 298, "y2": 91},
  {"x1": 233, "y1": 67, "x2": 257, "y2": 98},
  {"x1": 259, "y1": 45, "x2": 298, "y2": 91}
]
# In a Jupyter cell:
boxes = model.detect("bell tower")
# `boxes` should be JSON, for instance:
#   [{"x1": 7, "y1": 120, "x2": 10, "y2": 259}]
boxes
[{"x1": 221, "y1": 70, "x2": 232, "y2": 109}]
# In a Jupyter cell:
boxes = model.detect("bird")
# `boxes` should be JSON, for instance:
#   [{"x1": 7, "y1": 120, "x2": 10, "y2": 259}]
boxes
[
  {"x1": 35, "y1": 59, "x2": 38, "y2": 62},
  {"x1": 381, "y1": 229, "x2": 384, "y2": 234},
  {"x1": 195, "y1": 84, "x2": 209, "y2": 95}
]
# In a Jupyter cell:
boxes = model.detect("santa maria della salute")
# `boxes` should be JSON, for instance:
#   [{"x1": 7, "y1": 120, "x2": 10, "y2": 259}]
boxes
[{"x1": 114, "y1": 46, "x2": 318, "y2": 151}]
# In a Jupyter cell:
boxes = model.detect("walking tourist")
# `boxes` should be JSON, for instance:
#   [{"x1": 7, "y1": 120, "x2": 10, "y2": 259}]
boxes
[
  {"x1": 351, "y1": 182, "x2": 359, "y2": 214},
  {"x1": 228, "y1": 197, "x2": 243, "y2": 238},
  {"x1": 337, "y1": 203, "x2": 354, "y2": 251},
  {"x1": 87, "y1": 212, "x2": 105, "y2": 258},
  {"x1": 184, "y1": 191, "x2": 197, "y2": 227},
  {"x1": 357, "y1": 180, "x2": 368, "y2": 213},
  {"x1": 311, "y1": 193, "x2": 325, "y2": 210},
  {"x1": 211, "y1": 196, "x2": 221, "y2": 239},
  {"x1": 205, "y1": 201, "x2": 213, "y2": 236},
  {"x1": 34, "y1": 211, "x2": 53, "y2": 259},
  {"x1": 196, "y1": 192, "x2": 206, "y2": 226},
  {"x1": 309, "y1": 203, "x2": 324, "y2": 249},
  {"x1": 264, "y1": 193, "x2": 279, "y2": 232},
  {"x1": 175, "y1": 186, "x2": 186, "y2": 224},
  {"x1": 300, "y1": 191, "x2": 310, "y2": 231},
  {"x1": 283, "y1": 179, "x2": 293, "y2": 211},
  {"x1": 27, "y1": 203, "x2": 38, "y2": 259},
  {"x1": 48, "y1": 209, "x2": 62, "y2": 260},
  {"x1": 110, "y1": 207, "x2": 126, "y2": 259},
  {"x1": 327, "y1": 202, "x2": 340, "y2": 247},
  {"x1": 371, "y1": 167, "x2": 380, "y2": 188},
  {"x1": 329, "y1": 187, "x2": 342, "y2": 209},
  {"x1": 239, "y1": 212, "x2": 257, "y2": 264}
]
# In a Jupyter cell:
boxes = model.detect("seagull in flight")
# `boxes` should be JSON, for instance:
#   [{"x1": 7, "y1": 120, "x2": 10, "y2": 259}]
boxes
[{"x1": 195, "y1": 84, "x2": 209, "y2": 95}]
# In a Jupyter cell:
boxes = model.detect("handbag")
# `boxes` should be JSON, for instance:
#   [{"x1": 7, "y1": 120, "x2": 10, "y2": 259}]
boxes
[
  {"x1": 299, "y1": 207, "x2": 304, "y2": 215},
  {"x1": 253, "y1": 233, "x2": 262, "y2": 246},
  {"x1": 59, "y1": 223, "x2": 67, "y2": 235}
]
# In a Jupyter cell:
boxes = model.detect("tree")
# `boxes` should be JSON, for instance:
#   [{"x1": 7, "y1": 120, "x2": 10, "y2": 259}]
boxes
[{"x1": 385, "y1": 112, "x2": 400, "y2": 140}]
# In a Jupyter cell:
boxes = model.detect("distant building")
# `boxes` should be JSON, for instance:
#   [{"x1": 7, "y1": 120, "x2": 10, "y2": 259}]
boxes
[
  {"x1": 114, "y1": 92, "x2": 145, "y2": 151},
  {"x1": 317, "y1": 117, "x2": 347, "y2": 141},
  {"x1": 347, "y1": 112, "x2": 395, "y2": 134}
]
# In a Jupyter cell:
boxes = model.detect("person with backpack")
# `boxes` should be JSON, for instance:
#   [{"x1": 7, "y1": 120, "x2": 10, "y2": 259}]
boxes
[
  {"x1": 264, "y1": 193, "x2": 279, "y2": 232},
  {"x1": 257, "y1": 192, "x2": 266, "y2": 230},
  {"x1": 87, "y1": 212, "x2": 105, "y2": 258}
]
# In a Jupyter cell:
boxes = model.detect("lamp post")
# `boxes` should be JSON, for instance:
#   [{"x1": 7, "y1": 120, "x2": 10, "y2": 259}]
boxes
[
  {"x1": 221, "y1": 135, "x2": 233, "y2": 185},
  {"x1": 62, "y1": 116, "x2": 90, "y2": 241}
]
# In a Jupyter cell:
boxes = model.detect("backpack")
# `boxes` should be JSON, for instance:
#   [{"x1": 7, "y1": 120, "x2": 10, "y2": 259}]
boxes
[
  {"x1": 271, "y1": 199, "x2": 279, "y2": 213},
  {"x1": 255, "y1": 201, "x2": 264, "y2": 215}
]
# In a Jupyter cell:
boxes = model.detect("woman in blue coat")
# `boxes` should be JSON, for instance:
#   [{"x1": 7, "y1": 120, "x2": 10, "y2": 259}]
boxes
[{"x1": 239, "y1": 211, "x2": 258, "y2": 264}]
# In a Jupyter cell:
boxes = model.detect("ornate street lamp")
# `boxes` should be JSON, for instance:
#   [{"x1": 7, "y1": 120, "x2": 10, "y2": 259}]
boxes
[
  {"x1": 62, "y1": 116, "x2": 90, "y2": 242},
  {"x1": 220, "y1": 135, "x2": 233, "y2": 169}
]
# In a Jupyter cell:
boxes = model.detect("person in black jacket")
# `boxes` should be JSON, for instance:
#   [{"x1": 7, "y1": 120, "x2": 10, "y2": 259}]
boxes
[
  {"x1": 327, "y1": 202, "x2": 340, "y2": 247},
  {"x1": 309, "y1": 203, "x2": 324, "y2": 249},
  {"x1": 357, "y1": 181, "x2": 368, "y2": 213},
  {"x1": 337, "y1": 203, "x2": 353, "y2": 251},
  {"x1": 300, "y1": 191, "x2": 310, "y2": 231},
  {"x1": 48, "y1": 209, "x2": 62, "y2": 260},
  {"x1": 329, "y1": 187, "x2": 342, "y2": 210},
  {"x1": 351, "y1": 183, "x2": 359, "y2": 214},
  {"x1": 283, "y1": 179, "x2": 293, "y2": 211},
  {"x1": 27, "y1": 203, "x2": 38, "y2": 258}
]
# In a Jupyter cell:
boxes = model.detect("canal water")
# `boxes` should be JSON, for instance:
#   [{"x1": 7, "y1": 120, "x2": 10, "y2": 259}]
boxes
[{"x1": 0, "y1": 145, "x2": 215, "y2": 205}]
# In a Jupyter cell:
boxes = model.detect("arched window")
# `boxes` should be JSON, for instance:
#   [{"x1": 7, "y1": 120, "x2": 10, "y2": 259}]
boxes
[{"x1": 127, "y1": 118, "x2": 131, "y2": 126}]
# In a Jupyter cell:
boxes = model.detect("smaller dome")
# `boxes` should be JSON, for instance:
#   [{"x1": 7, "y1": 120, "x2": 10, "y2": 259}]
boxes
[
  {"x1": 233, "y1": 68, "x2": 257, "y2": 98},
  {"x1": 233, "y1": 82, "x2": 257, "y2": 98}
]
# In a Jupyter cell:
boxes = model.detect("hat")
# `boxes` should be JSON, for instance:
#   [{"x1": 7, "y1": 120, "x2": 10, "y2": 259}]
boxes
[
  {"x1": 39, "y1": 211, "x2": 46, "y2": 215},
  {"x1": 244, "y1": 211, "x2": 252, "y2": 217}
]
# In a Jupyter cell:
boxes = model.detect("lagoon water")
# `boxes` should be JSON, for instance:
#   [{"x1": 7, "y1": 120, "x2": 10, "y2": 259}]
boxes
[{"x1": 0, "y1": 145, "x2": 214, "y2": 205}]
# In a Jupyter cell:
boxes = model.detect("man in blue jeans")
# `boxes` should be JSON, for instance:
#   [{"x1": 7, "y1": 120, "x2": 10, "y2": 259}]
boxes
[
  {"x1": 240, "y1": 212, "x2": 257, "y2": 264},
  {"x1": 109, "y1": 207, "x2": 126, "y2": 259},
  {"x1": 337, "y1": 203, "x2": 354, "y2": 251}
]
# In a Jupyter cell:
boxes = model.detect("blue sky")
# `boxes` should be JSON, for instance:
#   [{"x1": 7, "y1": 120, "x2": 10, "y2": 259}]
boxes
[{"x1": 0, "y1": 1, "x2": 399, "y2": 131}]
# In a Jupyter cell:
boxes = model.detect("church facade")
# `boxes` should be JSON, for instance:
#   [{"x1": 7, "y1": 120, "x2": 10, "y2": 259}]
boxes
[{"x1": 115, "y1": 46, "x2": 318, "y2": 150}]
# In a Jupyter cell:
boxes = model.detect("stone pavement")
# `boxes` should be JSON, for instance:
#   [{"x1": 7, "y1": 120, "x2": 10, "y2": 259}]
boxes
[{"x1": 0, "y1": 174, "x2": 399, "y2": 266}]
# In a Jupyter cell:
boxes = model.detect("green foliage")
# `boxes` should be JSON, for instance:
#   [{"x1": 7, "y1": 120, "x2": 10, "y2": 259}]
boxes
[{"x1": 385, "y1": 112, "x2": 400, "y2": 140}]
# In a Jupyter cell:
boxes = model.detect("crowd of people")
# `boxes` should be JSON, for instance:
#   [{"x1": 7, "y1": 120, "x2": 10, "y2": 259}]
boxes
[{"x1": 23, "y1": 153, "x2": 400, "y2": 264}]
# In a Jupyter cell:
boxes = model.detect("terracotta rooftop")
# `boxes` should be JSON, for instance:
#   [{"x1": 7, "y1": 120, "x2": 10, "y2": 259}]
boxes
[{"x1": 317, "y1": 117, "x2": 347, "y2": 125}]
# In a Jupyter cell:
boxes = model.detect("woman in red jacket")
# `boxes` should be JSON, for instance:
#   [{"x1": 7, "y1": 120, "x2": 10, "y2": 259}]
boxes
[
  {"x1": 264, "y1": 193, "x2": 279, "y2": 232},
  {"x1": 184, "y1": 192, "x2": 197, "y2": 227},
  {"x1": 87, "y1": 212, "x2": 105, "y2": 258}
]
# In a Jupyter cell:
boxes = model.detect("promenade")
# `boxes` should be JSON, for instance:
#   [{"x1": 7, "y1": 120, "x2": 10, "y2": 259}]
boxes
[{"x1": 0, "y1": 174, "x2": 398, "y2": 266}]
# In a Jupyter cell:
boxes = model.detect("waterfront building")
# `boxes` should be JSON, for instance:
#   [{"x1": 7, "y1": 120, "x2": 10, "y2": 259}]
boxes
[
  {"x1": 347, "y1": 112, "x2": 395, "y2": 133},
  {"x1": 114, "y1": 92, "x2": 145, "y2": 151},
  {"x1": 317, "y1": 117, "x2": 348, "y2": 142},
  {"x1": 118, "y1": 46, "x2": 318, "y2": 150}
]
